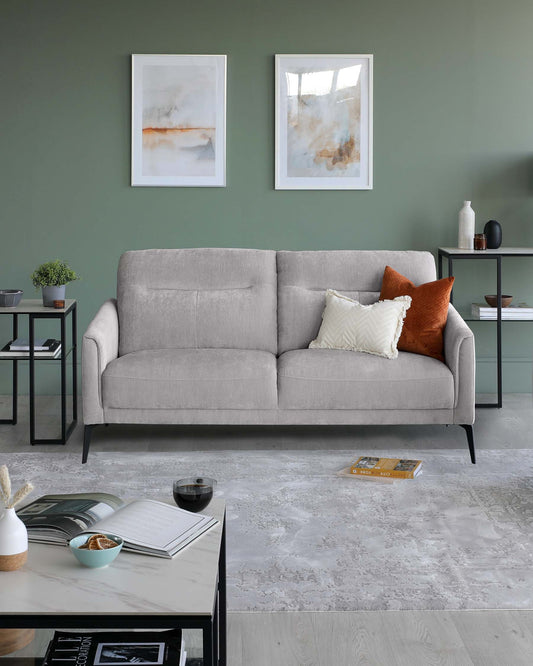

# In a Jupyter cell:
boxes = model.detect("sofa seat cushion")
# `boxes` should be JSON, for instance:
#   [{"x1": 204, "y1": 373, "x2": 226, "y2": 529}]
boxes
[
  {"x1": 103, "y1": 349, "x2": 278, "y2": 410},
  {"x1": 278, "y1": 349, "x2": 454, "y2": 410}
]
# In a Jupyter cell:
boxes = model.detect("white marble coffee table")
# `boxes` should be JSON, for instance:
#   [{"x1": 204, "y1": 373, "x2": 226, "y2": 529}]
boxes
[{"x1": 0, "y1": 499, "x2": 226, "y2": 666}]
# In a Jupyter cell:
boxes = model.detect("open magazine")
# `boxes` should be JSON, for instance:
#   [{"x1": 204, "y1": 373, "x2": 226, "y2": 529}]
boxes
[{"x1": 17, "y1": 493, "x2": 218, "y2": 559}]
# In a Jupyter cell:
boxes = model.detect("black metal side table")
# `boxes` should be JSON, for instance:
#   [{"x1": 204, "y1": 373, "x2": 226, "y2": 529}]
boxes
[
  {"x1": 438, "y1": 247, "x2": 533, "y2": 409},
  {"x1": 0, "y1": 299, "x2": 77, "y2": 444}
]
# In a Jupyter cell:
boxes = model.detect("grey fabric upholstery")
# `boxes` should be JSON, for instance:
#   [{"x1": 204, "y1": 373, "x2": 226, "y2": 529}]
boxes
[
  {"x1": 82, "y1": 249, "x2": 475, "y2": 438},
  {"x1": 103, "y1": 407, "x2": 454, "y2": 425},
  {"x1": 444, "y1": 304, "x2": 476, "y2": 423},
  {"x1": 82, "y1": 299, "x2": 119, "y2": 424},
  {"x1": 277, "y1": 250, "x2": 437, "y2": 354},
  {"x1": 118, "y1": 249, "x2": 277, "y2": 355},
  {"x1": 102, "y1": 348, "x2": 277, "y2": 410},
  {"x1": 278, "y1": 348, "x2": 454, "y2": 411}
]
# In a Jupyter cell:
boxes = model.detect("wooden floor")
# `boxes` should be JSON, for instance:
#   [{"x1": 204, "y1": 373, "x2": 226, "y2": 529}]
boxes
[{"x1": 227, "y1": 610, "x2": 533, "y2": 665}]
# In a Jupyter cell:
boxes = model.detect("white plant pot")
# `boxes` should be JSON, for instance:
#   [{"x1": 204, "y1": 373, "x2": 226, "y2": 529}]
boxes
[
  {"x1": 42, "y1": 285, "x2": 66, "y2": 307},
  {"x1": 0, "y1": 507, "x2": 28, "y2": 571}
]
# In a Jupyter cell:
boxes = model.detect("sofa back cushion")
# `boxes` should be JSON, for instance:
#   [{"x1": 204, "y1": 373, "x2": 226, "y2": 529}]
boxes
[
  {"x1": 118, "y1": 249, "x2": 278, "y2": 355},
  {"x1": 277, "y1": 250, "x2": 437, "y2": 354}
]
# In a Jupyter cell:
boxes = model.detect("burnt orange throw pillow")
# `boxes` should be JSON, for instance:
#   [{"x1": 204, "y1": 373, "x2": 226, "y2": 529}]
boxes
[{"x1": 379, "y1": 266, "x2": 454, "y2": 362}]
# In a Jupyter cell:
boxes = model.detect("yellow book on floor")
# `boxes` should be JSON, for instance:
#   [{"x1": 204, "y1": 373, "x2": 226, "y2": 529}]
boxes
[
  {"x1": 350, "y1": 456, "x2": 422, "y2": 479},
  {"x1": 337, "y1": 466, "x2": 395, "y2": 483}
]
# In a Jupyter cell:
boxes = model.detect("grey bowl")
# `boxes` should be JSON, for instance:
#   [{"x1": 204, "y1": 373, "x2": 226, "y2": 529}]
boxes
[{"x1": 0, "y1": 290, "x2": 23, "y2": 307}]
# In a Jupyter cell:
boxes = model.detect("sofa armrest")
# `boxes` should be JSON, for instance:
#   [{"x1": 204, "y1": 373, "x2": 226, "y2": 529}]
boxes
[
  {"x1": 444, "y1": 304, "x2": 475, "y2": 424},
  {"x1": 82, "y1": 299, "x2": 119, "y2": 425}
]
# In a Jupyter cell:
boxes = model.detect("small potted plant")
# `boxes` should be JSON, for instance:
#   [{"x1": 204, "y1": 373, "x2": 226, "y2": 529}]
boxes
[{"x1": 30, "y1": 259, "x2": 80, "y2": 307}]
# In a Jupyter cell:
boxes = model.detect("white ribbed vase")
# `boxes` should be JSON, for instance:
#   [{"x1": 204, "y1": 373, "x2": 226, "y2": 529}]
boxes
[
  {"x1": 0, "y1": 508, "x2": 28, "y2": 571},
  {"x1": 458, "y1": 200, "x2": 475, "y2": 250}
]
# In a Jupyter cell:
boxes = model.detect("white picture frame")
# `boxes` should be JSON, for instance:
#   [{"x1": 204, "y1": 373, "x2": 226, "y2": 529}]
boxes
[
  {"x1": 275, "y1": 54, "x2": 373, "y2": 190},
  {"x1": 131, "y1": 54, "x2": 226, "y2": 187}
]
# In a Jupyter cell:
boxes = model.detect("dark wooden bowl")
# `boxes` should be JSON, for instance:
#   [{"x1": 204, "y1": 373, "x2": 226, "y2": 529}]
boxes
[{"x1": 484, "y1": 294, "x2": 513, "y2": 307}]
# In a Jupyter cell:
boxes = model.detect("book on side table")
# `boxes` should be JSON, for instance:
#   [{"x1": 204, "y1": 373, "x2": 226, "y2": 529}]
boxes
[
  {"x1": 9, "y1": 337, "x2": 58, "y2": 351},
  {"x1": 17, "y1": 493, "x2": 218, "y2": 559},
  {"x1": 471, "y1": 303, "x2": 533, "y2": 320},
  {"x1": 0, "y1": 339, "x2": 61, "y2": 358}
]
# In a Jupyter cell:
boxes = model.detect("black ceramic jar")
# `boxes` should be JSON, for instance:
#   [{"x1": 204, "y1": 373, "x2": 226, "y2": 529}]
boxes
[{"x1": 484, "y1": 220, "x2": 502, "y2": 249}]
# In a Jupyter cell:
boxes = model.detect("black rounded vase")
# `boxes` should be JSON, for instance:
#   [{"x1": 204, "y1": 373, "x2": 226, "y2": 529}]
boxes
[{"x1": 484, "y1": 220, "x2": 502, "y2": 249}]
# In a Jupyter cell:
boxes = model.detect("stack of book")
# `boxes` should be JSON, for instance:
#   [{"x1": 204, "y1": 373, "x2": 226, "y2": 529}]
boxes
[
  {"x1": 0, "y1": 337, "x2": 62, "y2": 358},
  {"x1": 471, "y1": 303, "x2": 533, "y2": 320},
  {"x1": 43, "y1": 630, "x2": 187, "y2": 666}
]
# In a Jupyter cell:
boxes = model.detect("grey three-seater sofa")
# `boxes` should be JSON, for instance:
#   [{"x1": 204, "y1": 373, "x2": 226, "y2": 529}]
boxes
[{"x1": 82, "y1": 249, "x2": 475, "y2": 463}]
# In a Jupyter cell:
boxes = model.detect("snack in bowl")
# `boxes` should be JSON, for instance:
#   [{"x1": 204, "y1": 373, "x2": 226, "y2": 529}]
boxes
[
  {"x1": 78, "y1": 534, "x2": 119, "y2": 550},
  {"x1": 69, "y1": 532, "x2": 123, "y2": 568}
]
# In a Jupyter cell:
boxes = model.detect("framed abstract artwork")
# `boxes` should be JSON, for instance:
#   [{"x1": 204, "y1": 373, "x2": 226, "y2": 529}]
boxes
[
  {"x1": 131, "y1": 54, "x2": 226, "y2": 187},
  {"x1": 275, "y1": 54, "x2": 373, "y2": 190}
]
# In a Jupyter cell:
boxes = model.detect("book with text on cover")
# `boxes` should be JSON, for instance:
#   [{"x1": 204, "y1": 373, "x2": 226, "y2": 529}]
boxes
[
  {"x1": 17, "y1": 493, "x2": 218, "y2": 559},
  {"x1": 43, "y1": 630, "x2": 186, "y2": 666},
  {"x1": 350, "y1": 456, "x2": 422, "y2": 479}
]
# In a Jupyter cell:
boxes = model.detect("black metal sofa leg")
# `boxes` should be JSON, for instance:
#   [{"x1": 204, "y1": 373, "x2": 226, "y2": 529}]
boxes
[
  {"x1": 82, "y1": 425, "x2": 94, "y2": 464},
  {"x1": 459, "y1": 424, "x2": 476, "y2": 464}
]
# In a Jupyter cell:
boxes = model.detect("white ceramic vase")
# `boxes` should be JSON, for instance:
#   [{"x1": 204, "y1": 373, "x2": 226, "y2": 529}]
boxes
[
  {"x1": 0, "y1": 507, "x2": 28, "y2": 571},
  {"x1": 458, "y1": 201, "x2": 475, "y2": 250}
]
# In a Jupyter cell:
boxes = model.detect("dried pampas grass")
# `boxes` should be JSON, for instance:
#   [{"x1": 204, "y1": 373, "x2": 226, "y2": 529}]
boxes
[
  {"x1": 0, "y1": 465, "x2": 33, "y2": 509},
  {"x1": 0, "y1": 466, "x2": 11, "y2": 506}
]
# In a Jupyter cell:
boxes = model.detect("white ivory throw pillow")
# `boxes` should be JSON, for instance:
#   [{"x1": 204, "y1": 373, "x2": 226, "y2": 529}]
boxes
[{"x1": 309, "y1": 290, "x2": 412, "y2": 359}]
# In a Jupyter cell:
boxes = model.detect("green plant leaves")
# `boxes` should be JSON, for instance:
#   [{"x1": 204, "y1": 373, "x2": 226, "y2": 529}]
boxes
[{"x1": 30, "y1": 259, "x2": 80, "y2": 288}]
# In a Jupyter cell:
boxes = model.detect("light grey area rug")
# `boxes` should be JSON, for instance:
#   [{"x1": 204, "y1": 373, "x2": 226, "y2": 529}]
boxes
[{"x1": 4, "y1": 449, "x2": 533, "y2": 612}]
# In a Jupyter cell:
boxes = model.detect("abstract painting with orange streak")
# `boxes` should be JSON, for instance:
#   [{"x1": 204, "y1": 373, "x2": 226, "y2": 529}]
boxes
[
  {"x1": 286, "y1": 64, "x2": 362, "y2": 177},
  {"x1": 142, "y1": 64, "x2": 216, "y2": 177}
]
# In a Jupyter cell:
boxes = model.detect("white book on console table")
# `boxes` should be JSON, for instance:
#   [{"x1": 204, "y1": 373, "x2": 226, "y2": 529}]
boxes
[
  {"x1": 473, "y1": 312, "x2": 533, "y2": 319},
  {"x1": 471, "y1": 303, "x2": 533, "y2": 319},
  {"x1": 476, "y1": 315, "x2": 533, "y2": 319}
]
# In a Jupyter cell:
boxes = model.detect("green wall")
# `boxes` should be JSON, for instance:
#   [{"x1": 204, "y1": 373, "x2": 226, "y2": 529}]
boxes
[{"x1": 1, "y1": 0, "x2": 533, "y2": 395}]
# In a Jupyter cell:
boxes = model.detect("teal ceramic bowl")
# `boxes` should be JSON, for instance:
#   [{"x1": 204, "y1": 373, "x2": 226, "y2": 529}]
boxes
[{"x1": 69, "y1": 533, "x2": 123, "y2": 568}]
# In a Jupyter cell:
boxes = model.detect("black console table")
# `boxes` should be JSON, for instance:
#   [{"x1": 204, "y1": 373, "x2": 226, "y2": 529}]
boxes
[
  {"x1": 438, "y1": 247, "x2": 533, "y2": 409},
  {"x1": 0, "y1": 299, "x2": 77, "y2": 444}
]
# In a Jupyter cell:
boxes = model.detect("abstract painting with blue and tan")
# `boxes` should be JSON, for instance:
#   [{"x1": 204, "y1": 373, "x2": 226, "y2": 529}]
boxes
[{"x1": 285, "y1": 64, "x2": 361, "y2": 177}]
